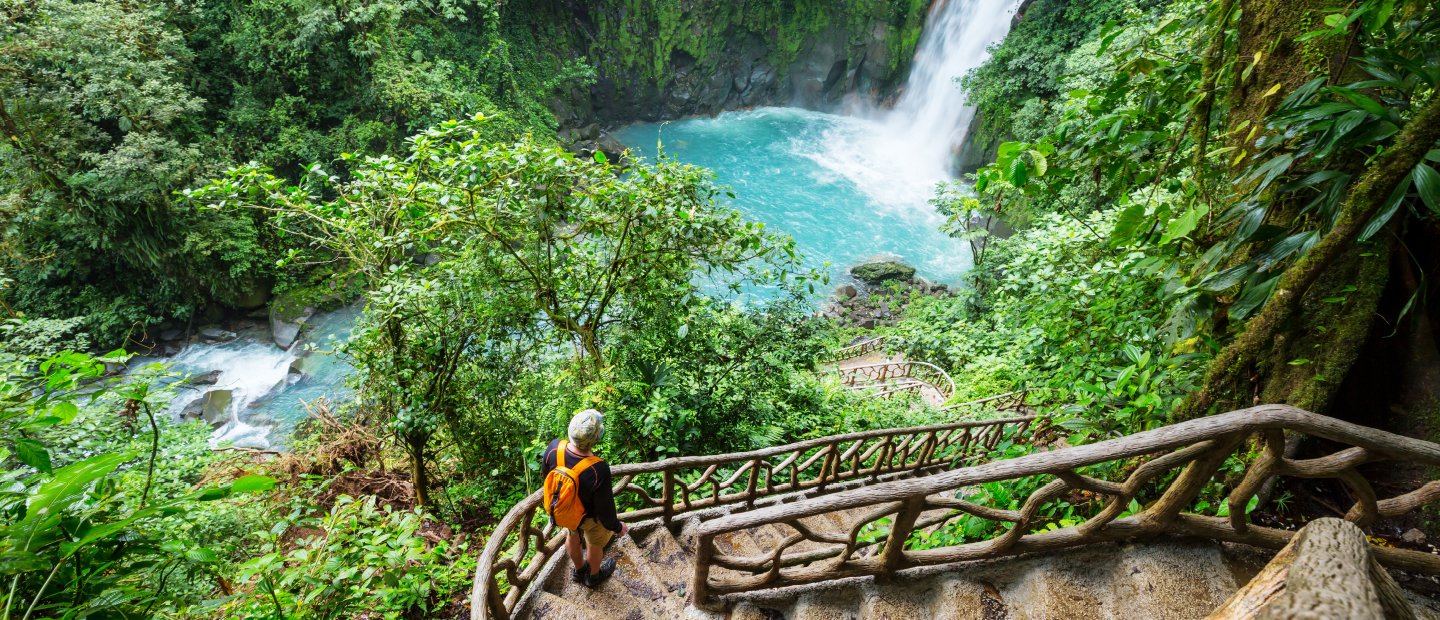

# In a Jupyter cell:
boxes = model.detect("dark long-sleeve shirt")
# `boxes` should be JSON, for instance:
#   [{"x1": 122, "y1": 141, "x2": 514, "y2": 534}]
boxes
[{"x1": 541, "y1": 438, "x2": 622, "y2": 533}]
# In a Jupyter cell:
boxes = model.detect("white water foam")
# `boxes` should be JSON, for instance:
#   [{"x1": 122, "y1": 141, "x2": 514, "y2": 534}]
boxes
[
  {"x1": 801, "y1": 0, "x2": 1016, "y2": 210},
  {"x1": 129, "y1": 305, "x2": 359, "y2": 450}
]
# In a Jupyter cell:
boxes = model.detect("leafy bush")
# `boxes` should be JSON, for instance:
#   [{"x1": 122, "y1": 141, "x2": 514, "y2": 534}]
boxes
[
  {"x1": 897, "y1": 208, "x2": 1208, "y2": 440},
  {"x1": 0, "y1": 352, "x2": 275, "y2": 617},
  {"x1": 217, "y1": 492, "x2": 462, "y2": 619}
]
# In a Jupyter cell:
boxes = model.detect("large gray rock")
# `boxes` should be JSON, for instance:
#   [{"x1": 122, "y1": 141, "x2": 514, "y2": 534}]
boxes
[
  {"x1": 231, "y1": 277, "x2": 273, "y2": 310},
  {"x1": 850, "y1": 260, "x2": 916, "y2": 284},
  {"x1": 180, "y1": 389, "x2": 232, "y2": 428},
  {"x1": 185, "y1": 370, "x2": 222, "y2": 386},
  {"x1": 270, "y1": 306, "x2": 315, "y2": 349},
  {"x1": 199, "y1": 326, "x2": 238, "y2": 343}
]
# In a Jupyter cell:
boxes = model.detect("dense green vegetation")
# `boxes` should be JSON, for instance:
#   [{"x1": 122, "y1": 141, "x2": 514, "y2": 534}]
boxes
[{"x1": 3, "y1": 0, "x2": 1439, "y2": 616}]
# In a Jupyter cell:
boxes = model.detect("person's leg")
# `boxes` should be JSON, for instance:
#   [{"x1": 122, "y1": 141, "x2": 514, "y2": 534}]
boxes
[
  {"x1": 586, "y1": 538, "x2": 604, "y2": 575},
  {"x1": 565, "y1": 528, "x2": 585, "y2": 569},
  {"x1": 579, "y1": 520, "x2": 616, "y2": 586}
]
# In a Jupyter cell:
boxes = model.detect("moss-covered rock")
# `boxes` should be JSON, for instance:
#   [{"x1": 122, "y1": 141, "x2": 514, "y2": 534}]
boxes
[{"x1": 851, "y1": 260, "x2": 916, "y2": 284}]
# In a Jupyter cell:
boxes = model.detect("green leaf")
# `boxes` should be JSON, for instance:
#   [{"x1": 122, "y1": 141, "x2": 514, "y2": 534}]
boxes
[
  {"x1": 1287, "y1": 358, "x2": 1312, "y2": 366},
  {"x1": 1198, "y1": 264, "x2": 1253, "y2": 292},
  {"x1": 1160, "y1": 206, "x2": 1208, "y2": 245},
  {"x1": 593, "y1": 150, "x2": 607, "y2": 164},
  {"x1": 1230, "y1": 276, "x2": 1280, "y2": 321},
  {"x1": 15, "y1": 439, "x2": 51, "y2": 474},
  {"x1": 230, "y1": 474, "x2": 278, "y2": 493},
  {"x1": 1330, "y1": 86, "x2": 1388, "y2": 117},
  {"x1": 8, "y1": 453, "x2": 129, "y2": 554},
  {"x1": 1027, "y1": 150, "x2": 1048, "y2": 178},
  {"x1": 1359, "y1": 172, "x2": 1411, "y2": 241},
  {"x1": 51, "y1": 402, "x2": 79, "y2": 424},
  {"x1": 1413, "y1": 163, "x2": 1440, "y2": 214},
  {"x1": 1007, "y1": 158, "x2": 1029, "y2": 186},
  {"x1": 1110, "y1": 202, "x2": 1148, "y2": 245}
]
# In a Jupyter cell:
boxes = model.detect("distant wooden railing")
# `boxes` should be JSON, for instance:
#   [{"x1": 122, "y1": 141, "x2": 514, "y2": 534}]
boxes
[
  {"x1": 470, "y1": 414, "x2": 1043, "y2": 619},
  {"x1": 940, "y1": 388, "x2": 1031, "y2": 414},
  {"x1": 819, "y1": 336, "x2": 889, "y2": 363},
  {"x1": 839, "y1": 361, "x2": 957, "y2": 402},
  {"x1": 691, "y1": 405, "x2": 1440, "y2": 608}
]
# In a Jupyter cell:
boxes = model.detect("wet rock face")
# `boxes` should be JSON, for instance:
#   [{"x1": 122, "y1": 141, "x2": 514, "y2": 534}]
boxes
[
  {"x1": 554, "y1": 9, "x2": 912, "y2": 131},
  {"x1": 199, "y1": 326, "x2": 238, "y2": 343},
  {"x1": 270, "y1": 306, "x2": 315, "y2": 350}
]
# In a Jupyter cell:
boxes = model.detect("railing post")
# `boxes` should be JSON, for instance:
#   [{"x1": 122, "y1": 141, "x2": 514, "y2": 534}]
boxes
[
  {"x1": 745, "y1": 458, "x2": 760, "y2": 509},
  {"x1": 878, "y1": 497, "x2": 925, "y2": 580},
  {"x1": 692, "y1": 533, "x2": 718, "y2": 610},
  {"x1": 1142, "y1": 434, "x2": 1242, "y2": 530},
  {"x1": 661, "y1": 468, "x2": 675, "y2": 527},
  {"x1": 817, "y1": 443, "x2": 837, "y2": 492}
]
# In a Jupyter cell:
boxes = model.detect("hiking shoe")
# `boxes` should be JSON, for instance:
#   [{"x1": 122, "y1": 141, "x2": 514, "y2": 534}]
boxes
[
  {"x1": 583, "y1": 557, "x2": 617, "y2": 589},
  {"x1": 572, "y1": 566, "x2": 587, "y2": 584}
]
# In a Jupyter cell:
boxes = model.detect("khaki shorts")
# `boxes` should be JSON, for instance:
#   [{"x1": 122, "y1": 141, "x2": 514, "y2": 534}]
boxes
[{"x1": 572, "y1": 517, "x2": 614, "y2": 549}]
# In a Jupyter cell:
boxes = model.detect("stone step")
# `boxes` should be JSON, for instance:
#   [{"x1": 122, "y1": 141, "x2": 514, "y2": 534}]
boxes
[
  {"x1": 791, "y1": 588, "x2": 864, "y2": 620},
  {"x1": 544, "y1": 534, "x2": 684, "y2": 620},
  {"x1": 530, "y1": 592, "x2": 608, "y2": 620},
  {"x1": 637, "y1": 526, "x2": 692, "y2": 595}
]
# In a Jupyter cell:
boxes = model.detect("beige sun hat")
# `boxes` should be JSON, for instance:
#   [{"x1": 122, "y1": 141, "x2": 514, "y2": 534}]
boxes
[{"x1": 567, "y1": 409, "x2": 605, "y2": 450}]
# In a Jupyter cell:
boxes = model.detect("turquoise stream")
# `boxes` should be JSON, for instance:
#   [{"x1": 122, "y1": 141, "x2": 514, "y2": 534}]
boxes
[{"x1": 612, "y1": 107, "x2": 972, "y2": 289}]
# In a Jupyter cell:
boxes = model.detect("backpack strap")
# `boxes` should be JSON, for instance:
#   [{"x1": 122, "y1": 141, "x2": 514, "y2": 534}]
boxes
[
  {"x1": 554, "y1": 440, "x2": 602, "y2": 478},
  {"x1": 568, "y1": 455, "x2": 602, "y2": 477}
]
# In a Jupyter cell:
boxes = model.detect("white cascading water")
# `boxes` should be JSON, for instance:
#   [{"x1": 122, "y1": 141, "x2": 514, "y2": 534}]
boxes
[
  {"x1": 126, "y1": 304, "x2": 359, "y2": 450},
  {"x1": 805, "y1": 0, "x2": 1016, "y2": 210}
]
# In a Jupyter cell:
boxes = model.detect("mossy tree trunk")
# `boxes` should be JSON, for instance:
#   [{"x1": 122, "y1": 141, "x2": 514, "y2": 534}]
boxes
[{"x1": 1178, "y1": 96, "x2": 1440, "y2": 421}]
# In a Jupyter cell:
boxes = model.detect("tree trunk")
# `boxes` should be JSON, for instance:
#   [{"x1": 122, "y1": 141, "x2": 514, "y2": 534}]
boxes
[{"x1": 408, "y1": 435, "x2": 431, "y2": 508}]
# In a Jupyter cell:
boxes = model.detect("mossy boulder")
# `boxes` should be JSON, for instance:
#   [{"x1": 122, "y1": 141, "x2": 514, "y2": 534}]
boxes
[{"x1": 850, "y1": 260, "x2": 916, "y2": 284}]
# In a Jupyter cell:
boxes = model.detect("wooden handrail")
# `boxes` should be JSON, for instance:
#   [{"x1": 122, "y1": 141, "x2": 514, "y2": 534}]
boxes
[
  {"x1": 470, "y1": 413, "x2": 1043, "y2": 619},
  {"x1": 1208, "y1": 518, "x2": 1420, "y2": 618},
  {"x1": 838, "y1": 360, "x2": 957, "y2": 402},
  {"x1": 691, "y1": 405, "x2": 1440, "y2": 607},
  {"x1": 819, "y1": 336, "x2": 889, "y2": 363}
]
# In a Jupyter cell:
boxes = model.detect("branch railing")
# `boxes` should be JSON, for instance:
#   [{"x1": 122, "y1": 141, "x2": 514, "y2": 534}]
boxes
[
  {"x1": 692, "y1": 405, "x2": 1440, "y2": 607},
  {"x1": 838, "y1": 361, "x2": 957, "y2": 402},
  {"x1": 819, "y1": 336, "x2": 889, "y2": 363},
  {"x1": 471, "y1": 414, "x2": 1043, "y2": 619},
  {"x1": 939, "y1": 388, "x2": 1031, "y2": 414}
]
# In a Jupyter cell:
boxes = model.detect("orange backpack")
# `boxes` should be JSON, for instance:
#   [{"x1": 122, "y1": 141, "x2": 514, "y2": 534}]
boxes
[{"x1": 543, "y1": 440, "x2": 602, "y2": 530}]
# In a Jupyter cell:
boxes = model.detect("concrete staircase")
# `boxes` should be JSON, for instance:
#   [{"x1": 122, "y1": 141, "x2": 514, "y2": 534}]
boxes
[{"x1": 526, "y1": 506, "x2": 1250, "y2": 620}]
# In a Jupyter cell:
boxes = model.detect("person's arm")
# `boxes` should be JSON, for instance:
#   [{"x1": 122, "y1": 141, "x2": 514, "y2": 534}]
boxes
[
  {"x1": 589, "y1": 463, "x2": 625, "y2": 533},
  {"x1": 539, "y1": 439, "x2": 559, "y2": 477}
]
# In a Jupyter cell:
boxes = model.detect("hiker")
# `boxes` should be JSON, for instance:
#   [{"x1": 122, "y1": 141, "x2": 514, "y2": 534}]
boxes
[{"x1": 542, "y1": 409, "x2": 629, "y2": 588}]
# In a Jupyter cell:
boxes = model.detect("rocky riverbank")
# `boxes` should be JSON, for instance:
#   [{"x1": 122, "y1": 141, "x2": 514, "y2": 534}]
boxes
[{"x1": 822, "y1": 260, "x2": 952, "y2": 329}]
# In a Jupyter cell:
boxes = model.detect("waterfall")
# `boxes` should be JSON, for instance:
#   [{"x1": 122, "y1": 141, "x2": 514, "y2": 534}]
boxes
[
  {"x1": 883, "y1": 0, "x2": 1016, "y2": 172},
  {"x1": 804, "y1": 0, "x2": 1015, "y2": 213}
]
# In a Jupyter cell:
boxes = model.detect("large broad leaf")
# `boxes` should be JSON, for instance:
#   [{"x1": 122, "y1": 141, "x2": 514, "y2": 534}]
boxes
[
  {"x1": 1358, "y1": 172, "x2": 1412, "y2": 241},
  {"x1": 1230, "y1": 275, "x2": 1281, "y2": 321},
  {"x1": 230, "y1": 475, "x2": 277, "y2": 493},
  {"x1": 5, "y1": 453, "x2": 129, "y2": 556},
  {"x1": 1110, "y1": 202, "x2": 1149, "y2": 246},
  {"x1": 1255, "y1": 231, "x2": 1320, "y2": 272},
  {"x1": 1160, "y1": 206, "x2": 1208, "y2": 245},
  {"x1": 1413, "y1": 162, "x2": 1440, "y2": 214},
  {"x1": 1198, "y1": 264, "x2": 1254, "y2": 292},
  {"x1": 1244, "y1": 154, "x2": 1295, "y2": 193},
  {"x1": 14, "y1": 439, "x2": 51, "y2": 474}
]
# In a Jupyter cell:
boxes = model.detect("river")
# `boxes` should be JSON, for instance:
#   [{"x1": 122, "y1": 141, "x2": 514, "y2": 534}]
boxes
[{"x1": 137, "y1": 0, "x2": 1017, "y2": 450}]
